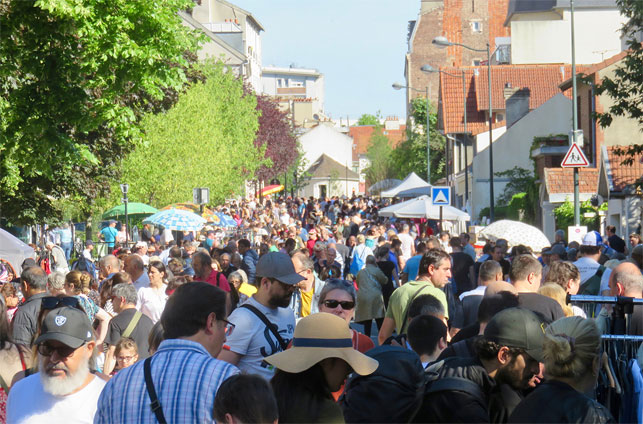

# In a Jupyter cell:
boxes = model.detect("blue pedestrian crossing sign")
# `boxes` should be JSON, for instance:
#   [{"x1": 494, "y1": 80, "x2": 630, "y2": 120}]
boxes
[{"x1": 431, "y1": 186, "x2": 450, "y2": 206}]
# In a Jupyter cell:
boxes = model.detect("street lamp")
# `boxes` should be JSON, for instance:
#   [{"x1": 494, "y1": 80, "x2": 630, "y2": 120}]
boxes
[
  {"x1": 433, "y1": 36, "x2": 494, "y2": 221},
  {"x1": 420, "y1": 64, "x2": 469, "y2": 207},
  {"x1": 393, "y1": 82, "x2": 432, "y2": 183},
  {"x1": 119, "y1": 183, "x2": 129, "y2": 246}
]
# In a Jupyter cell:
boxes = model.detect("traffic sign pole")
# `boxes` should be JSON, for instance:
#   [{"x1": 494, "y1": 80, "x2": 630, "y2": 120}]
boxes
[{"x1": 439, "y1": 206, "x2": 443, "y2": 232}]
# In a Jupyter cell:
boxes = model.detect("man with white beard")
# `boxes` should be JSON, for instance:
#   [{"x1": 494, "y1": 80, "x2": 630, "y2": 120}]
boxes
[{"x1": 7, "y1": 306, "x2": 105, "y2": 423}]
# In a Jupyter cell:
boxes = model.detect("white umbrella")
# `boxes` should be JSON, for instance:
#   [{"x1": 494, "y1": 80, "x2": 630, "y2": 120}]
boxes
[
  {"x1": 378, "y1": 196, "x2": 470, "y2": 221},
  {"x1": 0, "y1": 228, "x2": 35, "y2": 277},
  {"x1": 143, "y1": 208, "x2": 206, "y2": 231},
  {"x1": 478, "y1": 220, "x2": 550, "y2": 252}
]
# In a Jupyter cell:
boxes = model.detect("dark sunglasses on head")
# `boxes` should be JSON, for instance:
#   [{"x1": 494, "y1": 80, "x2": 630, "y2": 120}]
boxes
[
  {"x1": 322, "y1": 299, "x2": 355, "y2": 310},
  {"x1": 37, "y1": 342, "x2": 81, "y2": 358},
  {"x1": 41, "y1": 296, "x2": 80, "y2": 310}
]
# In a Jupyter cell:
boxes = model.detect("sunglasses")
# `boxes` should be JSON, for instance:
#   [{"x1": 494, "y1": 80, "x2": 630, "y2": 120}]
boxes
[
  {"x1": 322, "y1": 299, "x2": 355, "y2": 310},
  {"x1": 41, "y1": 296, "x2": 80, "y2": 310},
  {"x1": 222, "y1": 319, "x2": 235, "y2": 336},
  {"x1": 37, "y1": 342, "x2": 82, "y2": 358}
]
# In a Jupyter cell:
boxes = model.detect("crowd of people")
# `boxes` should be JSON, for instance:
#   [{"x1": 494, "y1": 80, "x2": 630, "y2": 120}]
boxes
[{"x1": 0, "y1": 194, "x2": 642, "y2": 423}]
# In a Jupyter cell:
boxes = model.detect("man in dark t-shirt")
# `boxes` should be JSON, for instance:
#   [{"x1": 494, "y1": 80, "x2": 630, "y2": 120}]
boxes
[
  {"x1": 606, "y1": 225, "x2": 626, "y2": 254},
  {"x1": 104, "y1": 283, "x2": 154, "y2": 374},
  {"x1": 509, "y1": 254, "x2": 564, "y2": 324},
  {"x1": 450, "y1": 237, "x2": 475, "y2": 296},
  {"x1": 490, "y1": 246, "x2": 511, "y2": 279}
]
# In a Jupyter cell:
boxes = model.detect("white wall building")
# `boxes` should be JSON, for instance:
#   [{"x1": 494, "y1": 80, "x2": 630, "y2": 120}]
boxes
[
  {"x1": 262, "y1": 66, "x2": 325, "y2": 115},
  {"x1": 298, "y1": 124, "x2": 353, "y2": 173},
  {"x1": 506, "y1": 0, "x2": 627, "y2": 65},
  {"x1": 471, "y1": 94, "x2": 573, "y2": 223},
  {"x1": 191, "y1": 0, "x2": 264, "y2": 92}
]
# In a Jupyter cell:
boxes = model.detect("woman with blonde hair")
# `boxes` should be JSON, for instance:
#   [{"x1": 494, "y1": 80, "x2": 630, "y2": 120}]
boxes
[
  {"x1": 544, "y1": 261, "x2": 586, "y2": 317},
  {"x1": 538, "y1": 284, "x2": 573, "y2": 317},
  {"x1": 509, "y1": 317, "x2": 613, "y2": 423},
  {"x1": 64, "y1": 270, "x2": 111, "y2": 345}
]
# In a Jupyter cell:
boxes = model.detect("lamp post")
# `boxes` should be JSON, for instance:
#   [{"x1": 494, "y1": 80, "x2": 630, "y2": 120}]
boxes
[
  {"x1": 119, "y1": 183, "x2": 129, "y2": 247},
  {"x1": 393, "y1": 82, "x2": 431, "y2": 183},
  {"x1": 420, "y1": 65, "x2": 469, "y2": 206},
  {"x1": 433, "y1": 36, "x2": 494, "y2": 221}
]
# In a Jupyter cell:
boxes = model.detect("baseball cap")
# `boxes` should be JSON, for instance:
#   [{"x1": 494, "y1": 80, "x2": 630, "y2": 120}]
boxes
[
  {"x1": 35, "y1": 306, "x2": 93, "y2": 348},
  {"x1": 550, "y1": 244, "x2": 567, "y2": 257},
  {"x1": 255, "y1": 252, "x2": 305, "y2": 286},
  {"x1": 85, "y1": 240, "x2": 94, "y2": 247},
  {"x1": 582, "y1": 231, "x2": 603, "y2": 246},
  {"x1": 484, "y1": 307, "x2": 545, "y2": 362}
]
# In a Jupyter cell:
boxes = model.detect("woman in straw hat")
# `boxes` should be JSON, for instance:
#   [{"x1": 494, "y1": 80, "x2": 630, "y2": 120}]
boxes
[{"x1": 266, "y1": 313, "x2": 379, "y2": 423}]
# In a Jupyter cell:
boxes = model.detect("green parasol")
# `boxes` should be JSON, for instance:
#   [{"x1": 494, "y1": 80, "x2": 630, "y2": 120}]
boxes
[{"x1": 102, "y1": 203, "x2": 158, "y2": 220}]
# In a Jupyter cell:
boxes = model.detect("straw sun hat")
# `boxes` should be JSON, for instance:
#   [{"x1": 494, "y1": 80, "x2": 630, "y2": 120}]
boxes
[{"x1": 264, "y1": 313, "x2": 379, "y2": 376}]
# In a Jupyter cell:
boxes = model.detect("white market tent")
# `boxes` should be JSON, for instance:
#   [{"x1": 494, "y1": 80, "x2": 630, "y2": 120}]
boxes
[
  {"x1": 368, "y1": 179, "x2": 402, "y2": 195},
  {"x1": 379, "y1": 195, "x2": 471, "y2": 221},
  {"x1": 380, "y1": 172, "x2": 430, "y2": 198},
  {"x1": 0, "y1": 228, "x2": 35, "y2": 277}
]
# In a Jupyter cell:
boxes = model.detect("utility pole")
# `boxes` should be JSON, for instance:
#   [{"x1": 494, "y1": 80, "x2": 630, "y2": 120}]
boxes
[{"x1": 571, "y1": 0, "x2": 581, "y2": 226}]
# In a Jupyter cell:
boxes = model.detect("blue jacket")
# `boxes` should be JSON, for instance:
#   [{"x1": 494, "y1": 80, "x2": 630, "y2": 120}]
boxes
[{"x1": 241, "y1": 249, "x2": 259, "y2": 282}]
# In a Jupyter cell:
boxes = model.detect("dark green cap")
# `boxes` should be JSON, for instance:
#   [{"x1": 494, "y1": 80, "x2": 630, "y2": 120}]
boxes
[{"x1": 484, "y1": 307, "x2": 546, "y2": 362}]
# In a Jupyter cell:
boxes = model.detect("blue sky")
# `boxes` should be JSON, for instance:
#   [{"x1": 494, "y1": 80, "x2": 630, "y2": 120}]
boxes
[{"x1": 233, "y1": 1, "x2": 419, "y2": 121}]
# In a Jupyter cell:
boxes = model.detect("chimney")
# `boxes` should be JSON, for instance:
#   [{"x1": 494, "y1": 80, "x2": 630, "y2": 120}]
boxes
[{"x1": 505, "y1": 88, "x2": 530, "y2": 128}]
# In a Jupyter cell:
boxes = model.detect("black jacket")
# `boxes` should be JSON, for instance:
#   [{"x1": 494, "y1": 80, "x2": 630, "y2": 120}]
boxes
[
  {"x1": 509, "y1": 380, "x2": 614, "y2": 424},
  {"x1": 12, "y1": 292, "x2": 49, "y2": 346},
  {"x1": 413, "y1": 357, "x2": 495, "y2": 423}
]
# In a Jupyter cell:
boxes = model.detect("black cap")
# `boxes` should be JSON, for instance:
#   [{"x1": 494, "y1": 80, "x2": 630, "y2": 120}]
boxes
[
  {"x1": 255, "y1": 252, "x2": 305, "y2": 286},
  {"x1": 484, "y1": 307, "x2": 545, "y2": 362},
  {"x1": 35, "y1": 306, "x2": 93, "y2": 348}
]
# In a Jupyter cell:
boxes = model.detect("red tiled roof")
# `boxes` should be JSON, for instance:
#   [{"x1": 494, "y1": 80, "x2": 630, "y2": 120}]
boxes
[
  {"x1": 606, "y1": 145, "x2": 643, "y2": 191},
  {"x1": 440, "y1": 64, "x2": 589, "y2": 135},
  {"x1": 544, "y1": 168, "x2": 599, "y2": 195},
  {"x1": 348, "y1": 125, "x2": 406, "y2": 161}
]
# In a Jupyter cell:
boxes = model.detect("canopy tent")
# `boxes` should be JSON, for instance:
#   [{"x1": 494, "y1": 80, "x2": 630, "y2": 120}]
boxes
[
  {"x1": 380, "y1": 172, "x2": 430, "y2": 198},
  {"x1": 378, "y1": 196, "x2": 470, "y2": 221},
  {"x1": 368, "y1": 179, "x2": 402, "y2": 195},
  {"x1": 396, "y1": 186, "x2": 432, "y2": 198},
  {"x1": 0, "y1": 228, "x2": 35, "y2": 277},
  {"x1": 102, "y1": 202, "x2": 158, "y2": 220}
]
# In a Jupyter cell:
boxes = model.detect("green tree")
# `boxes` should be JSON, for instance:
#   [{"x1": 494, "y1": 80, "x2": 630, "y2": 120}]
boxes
[
  {"x1": 0, "y1": 0, "x2": 199, "y2": 224},
  {"x1": 364, "y1": 128, "x2": 394, "y2": 184},
  {"x1": 553, "y1": 199, "x2": 604, "y2": 232},
  {"x1": 595, "y1": 0, "x2": 643, "y2": 161},
  {"x1": 357, "y1": 112, "x2": 383, "y2": 126},
  {"x1": 116, "y1": 62, "x2": 265, "y2": 207},
  {"x1": 390, "y1": 97, "x2": 445, "y2": 183}
]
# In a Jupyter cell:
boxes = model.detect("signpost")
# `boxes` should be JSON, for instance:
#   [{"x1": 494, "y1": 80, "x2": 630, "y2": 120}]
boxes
[
  {"x1": 120, "y1": 183, "x2": 129, "y2": 246},
  {"x1": 431, "y1": 186, "x2": 451, "y2": 230},
  {"x1": 561, "y1": 143, "x2": 589, "y2": 168},
  {"x1": 193, "y1": 188, "x2": 210, "y2": 214}
]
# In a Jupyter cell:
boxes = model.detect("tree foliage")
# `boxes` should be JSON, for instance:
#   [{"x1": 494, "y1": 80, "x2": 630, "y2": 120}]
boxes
[
  {"x1": 357, "y1": 112, "x2": 382, "y2": 126},
  {"x1": 364, "y1": 128, "x2": 394, "y2": 185},
  {"x1": 595, "y1": 0, "x2": 643, "y2": 159},
  {"x1": 390, "y1": 97, "x2": 445, "y2": 183},
  {"x1": 553, "y1": 199, "x2": 605, "y2": 232},
  {"x1": 0, "y1": 0, "x2": 200, "y2": 224},
  {"x1": 116, "y1": 62, "x2": 264, "y2": 208},
  {"x1": 253, "y1": 95, "x2": 298, "y2": 182}
]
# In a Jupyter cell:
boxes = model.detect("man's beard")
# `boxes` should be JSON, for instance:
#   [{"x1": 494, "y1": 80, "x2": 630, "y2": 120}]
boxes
[
  {"x1": 269, "y1": 291, "x2": 292, "y2": 309},
  {"x1": 39, "y1": 355, "x2": 90, "y2": 396}
]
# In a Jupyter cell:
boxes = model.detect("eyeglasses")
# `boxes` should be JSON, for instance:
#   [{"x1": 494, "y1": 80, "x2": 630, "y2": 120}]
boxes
[
  {"x1": 117, "y1": 354, "x2": 138, "y2": 362},
  {"x1": 222, "y1": 319, "x2": 235, "y2": 336},
  {"x1": 37, "y1": 342, "x2": 81, "y2": 358},
  {"x1": 41, "y1": 296, "x2": 80, "y2": 310},
  {"x1": 322, "y1": 299, "x2": 355, "y2": 310}
]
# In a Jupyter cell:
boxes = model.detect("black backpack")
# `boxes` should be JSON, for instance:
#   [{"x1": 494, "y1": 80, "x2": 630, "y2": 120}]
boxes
[
  {"x1": 578, "y1": 265, "x2": 606, "y2": 296},
  {"x1": 340, "y1": 345, "x2": 425, "y2": 423}
]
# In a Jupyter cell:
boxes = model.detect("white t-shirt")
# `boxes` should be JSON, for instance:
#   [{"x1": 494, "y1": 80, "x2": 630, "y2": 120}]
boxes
[
  {"x1": 137, "y1": 285, "x2": 168, "y2": 324},
  {"x1": 397, "y1": 232, "x2": 414, "y2": 260},
  {"x1": 7, "y1": 373, "x2": 105, "y2": 424},
  {"x1": 573, "y1": 256, "x2": 612, "y2": 293},
  {"x1": 225, "y1": 296, "x2": 295, "y2": 380}
]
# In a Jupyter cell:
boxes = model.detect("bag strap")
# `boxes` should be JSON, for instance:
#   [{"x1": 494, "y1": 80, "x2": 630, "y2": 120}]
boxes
[
  {"x1": 400, "y1": 285, "x2": 430, "y2": 334},
  {"x1": 144, "y1": 357, "x2": 167, "y2": 424},
  {"x1": 122, "y1": 310, "x2": 142, "y2": 339},
  {"x1": 215, "y1": 271, "x2": 222, "y2": 288},
  {"x1": 240, "y1": 304, "x2": 288, "y2": 351},
  {"x1": 426, "y1": 376, "x2": 487, "y2": 406}
]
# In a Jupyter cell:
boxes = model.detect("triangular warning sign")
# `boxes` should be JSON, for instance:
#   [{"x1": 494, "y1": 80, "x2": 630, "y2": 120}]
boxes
[
  {"x1": 561, "y1": 143, "x2": 589, "y2": 168},
  {"x1": 434, "y1": 190, "x2": 448, "y2": 204}
]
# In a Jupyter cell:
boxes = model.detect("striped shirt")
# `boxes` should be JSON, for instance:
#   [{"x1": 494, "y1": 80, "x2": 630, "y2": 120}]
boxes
[{"x1": 95, "y1": 339, "x2": 239, "y2": 423}]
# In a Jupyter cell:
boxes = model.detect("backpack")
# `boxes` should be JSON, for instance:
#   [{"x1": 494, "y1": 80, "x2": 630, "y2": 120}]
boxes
[
  {"x1": 340, "y1": 345, "x2": 425, "y2": 423},
  {"x1": 72, "y1": 256, "x2": 97, "y2": 280},
  {"x1": 423, "y1": 358, "x2": 487, "y2": 406},
  {"x1": 578, "y1": 265, "x2": 605, "y2": 296},
  {"x1": 349, "y1": 253, "x2": 364, "y2": 277}
]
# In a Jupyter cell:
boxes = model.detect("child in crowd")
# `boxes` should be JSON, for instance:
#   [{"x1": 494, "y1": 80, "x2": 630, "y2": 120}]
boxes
[{"x1": 112, "y1": 337, "x2": 139, "y2": 376}]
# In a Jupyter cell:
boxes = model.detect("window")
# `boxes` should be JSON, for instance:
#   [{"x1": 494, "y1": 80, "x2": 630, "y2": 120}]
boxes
[
  {"x1": 472, "y1": 59, "x2": 481, "y2": 66},
  {"x1": 290, "y1": 80, "x2": 304, "y2": 88},
  {"x1": 496, "y1": 113, "x2": 505, "y2": 122},
  {"x1": 470, "y1": 21, "x2": 482, "y2": 33}
]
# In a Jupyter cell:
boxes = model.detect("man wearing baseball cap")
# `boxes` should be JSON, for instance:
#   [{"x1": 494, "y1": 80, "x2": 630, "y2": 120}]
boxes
[
  {"x1": 219, "y1": 252, "x2": 305, "y2": 380},
  {"x1": 415, "y1": 307, "x2": 545, "y2": 423},
  {"x1": 7, "y1": 306, "x2": 105, "y2": 422},
  {"x1": 573, "y1": 230, "x2": 612, "y2": 296}
]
